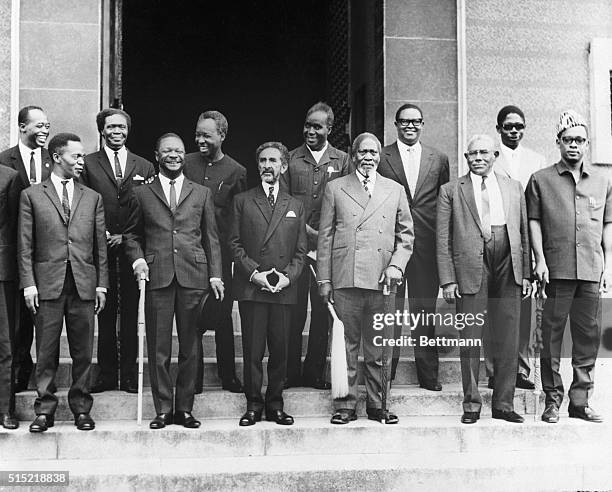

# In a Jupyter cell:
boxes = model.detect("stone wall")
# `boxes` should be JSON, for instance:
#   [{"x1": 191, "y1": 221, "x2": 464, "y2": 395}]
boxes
[{"x1": 0, "y1": 0, "x2": 12, "y2": 150}]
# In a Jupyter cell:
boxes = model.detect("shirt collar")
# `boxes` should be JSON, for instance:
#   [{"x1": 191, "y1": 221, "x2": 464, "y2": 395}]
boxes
[
  {"x1": 397, "y1": 139, "x2": 421, "y2": 153},
  {"x1": 103, "y1": 145, "x2": 127, "y2": 160},
  {"x1": 19, "y1": 140, "x2": 41, "y2": 157},
  {"x1": 469, "y1": 170, "x2": 497, "y2": 185},
  {"x1": 555, "y1": 160, "x2": 592, "y2": 176},
  {"x1": 50, "y1": 171, "x2": 73, "y2": 187},
  {"x1": 261, "y1": 180, "x2": 279, "y2": 195},
  {"x1": 158, "y1": 172, "x2": 184, "y2": 185},
  {"x1": 355, "y1": 169, "x2": 376, "y2": 185}
]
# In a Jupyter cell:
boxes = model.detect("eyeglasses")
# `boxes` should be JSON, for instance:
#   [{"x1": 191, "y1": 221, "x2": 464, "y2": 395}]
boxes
[
  {"x1": 466, "y1": 150, "x2": 491, "y2": 157},
  {"x1": 501, "y1": 123, "x2": 525, "y2": 131},
  {"x1": 560, "y1": 136, "x2": 587, "y2": 145},
  {"x1": 396, "y1": 118, "x2": 423, "y2": 128},
  {"x1": 356, "y1": 149, "x2": 379, "y2": 157}
]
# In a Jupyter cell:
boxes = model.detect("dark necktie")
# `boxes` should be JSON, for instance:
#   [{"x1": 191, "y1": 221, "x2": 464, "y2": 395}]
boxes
[
  {"x1": 114, "y1": 151, "x2": 123, "y2": 181},
  {"x1": 29, "y1": 151, "x2": 37, "y2": 184},
  {"x1": 481, "y1": 175, "x2": 491, "y2": 242},
  {"x1": 169, "y1": 179, "x2": 177, "y2": 213},
  {"x1": 61, "y1": 180, "x2": 70, "y2": 221},
  {"x1": 268, "y1": 186, "x2": 275, "y2": 208},
  {"x1": 363, "y1": 177, "x2": 371, "y2": 197}
]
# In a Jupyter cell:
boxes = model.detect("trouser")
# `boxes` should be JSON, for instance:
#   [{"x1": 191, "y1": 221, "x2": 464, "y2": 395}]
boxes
[
  {"x1": 13, "y1": 294, "x2": 34, "y2": 386},
  {"x1": 0, "y1": 281, "x2": 16, "y2": 413}
]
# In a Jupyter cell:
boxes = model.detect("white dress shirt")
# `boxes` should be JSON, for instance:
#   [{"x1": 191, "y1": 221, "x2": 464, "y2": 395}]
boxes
[
  {"x1": 18, "y1": 141, "x2": 42, "y2": 184},
  {"x1": 261, "y1": 180, "x2": 279, "y2": 202},
  {"x1": 103, "y1": 145, "x2": 128, "y2": 178},
  {"x1": 307, "y1": 142, "x2": 328, "y2": 164},
  {"x1": 469, "y1": 171, "x2": 505, "y2": 226},
  {"x1": 397, "y1": 140, "x2": 421, "y2": 197},
  {"x1": 158, "y1": 172, "x2": 184, "y2": 206},
  {"x1": 355, "y1": 169, "x2": 376, "y2": 195}
]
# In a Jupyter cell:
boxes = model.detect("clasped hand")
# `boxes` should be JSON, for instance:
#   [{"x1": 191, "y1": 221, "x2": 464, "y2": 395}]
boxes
[{"x1": 252, "y1": 267, "x2": 289, "y2": 293}]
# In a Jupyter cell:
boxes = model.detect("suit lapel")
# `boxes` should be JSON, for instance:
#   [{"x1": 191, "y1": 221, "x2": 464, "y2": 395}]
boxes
[
  {"x1": 458, "y1": 174, "x2": 483, "y2": 234},
  {"x1": 253, "y1": 187, "x2": 272, "y2": 223},
  {"x1": 99, "y1": 150, "x2": 119, "y2": 188},
  {"x1": 340, "y1": 173, "x2": 369, "y2": 210},
  {"x1": 497, "y1": 173, "x2": 511, "y2": 222},
  {"x1": 359, "y1": 175, "x2": 391, "y2": 225},
  {"x1": 41, "y1": 149, "x2": 52, "y2": 181},
  {"x1": 177, "y1": 179, "x2": 193, "y2": 208},
  {"x1": 42, "y1": 179, "x2": 68, "y2": 225},
  {"x1": 494, "y1": 152, "x2": 512, "y2": 179},
  {"x1": 384, "y1": 143, "x2": 409, "y2": 193},
  {"x1": 263, "y1": 192, "x2": 290, "y2": 245},
  {"x1": 10, "y1": 147, "x2": 29, "y2": 186},
  {"x1": 149, "y1": 177, "x2": 171, "y2": 210},
  {"x1": 123, "y1": 151, "x2": 137, "y2": 183},
  {"x1": 413, "y1": 146, "x2": 434, "y2": 199},
  {"x1": 69, "y1": 183, "x2": 84, "y2": 224}
]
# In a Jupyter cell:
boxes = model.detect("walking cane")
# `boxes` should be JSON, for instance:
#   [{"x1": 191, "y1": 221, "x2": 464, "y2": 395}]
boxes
[
  {"x1": 381, "y1": 284, "x2": 393, "y2": 420},
  {"x1": 137, "y1": 275, "x2": 146, "y2": 426},
  {"x1": 533, "y1": 280, "x2": 546, "y2": 421}
]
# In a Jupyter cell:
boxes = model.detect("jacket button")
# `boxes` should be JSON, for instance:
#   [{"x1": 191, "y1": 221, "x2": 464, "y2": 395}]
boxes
[{"x1": 173, "y1": 249, "x2": 178, "y2": 253}]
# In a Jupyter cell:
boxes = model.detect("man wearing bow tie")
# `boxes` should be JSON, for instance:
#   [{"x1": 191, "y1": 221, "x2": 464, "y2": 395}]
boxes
[
  {"x1": 81, "y1": 108, "x2": 155, "y2": 394},
  {"x1": 229, "y1": 142, "x2": 307, "y2": 426}
]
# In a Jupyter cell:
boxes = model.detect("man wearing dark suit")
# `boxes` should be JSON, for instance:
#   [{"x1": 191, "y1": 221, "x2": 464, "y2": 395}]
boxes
[
  {"x1": 280, "y1": 102, "x2": 351, "y2": 389},
  {"x1": 0, "y1": 166, "x2": 23, "y2": 429},
  {"x1": 19, "y1": 133, "x2": 108, "y2": 432},
  {"x1": 80, "y1": 108, "x2": 156, "y2": 394},
  {"x1": 377, "y1": 103, "x2": 449, "y2": 391},
  {"x1": 229, "y1": 142, "x2": 307, "y2": 426},
  {"x1": 184, "y1": 110, "x2": 246, "y2": 393},
  {"x1": 437, "y1": 134, "x2": 531, "y2": 425},
  {"x1": 124, "y1": 133, "x2": 223, "y2": 429},
  {"x1": 0, "y1": 105, "x2": 52, "y2": 393},
  {"x1": 318, "y1": 133, "x2": 413, "y2": 425}
]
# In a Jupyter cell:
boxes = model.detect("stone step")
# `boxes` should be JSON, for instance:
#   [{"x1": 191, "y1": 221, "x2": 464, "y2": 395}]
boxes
[{"x1": 13, "y1": 384, "x2": 546, "y2": 421}]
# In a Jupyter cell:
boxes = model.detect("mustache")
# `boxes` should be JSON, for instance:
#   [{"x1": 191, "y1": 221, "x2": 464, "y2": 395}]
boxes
[{"x1": 260, "y1": 168, "x2": 274, "y2": 175}]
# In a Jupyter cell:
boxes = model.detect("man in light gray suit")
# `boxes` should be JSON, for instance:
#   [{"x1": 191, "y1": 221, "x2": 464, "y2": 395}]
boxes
[
  {"x1": 437, "y1": 134, "x2": 531, "y2": 425},
  {"x1": 317, "y1": 132, "x2": 413, "y2": 425}
]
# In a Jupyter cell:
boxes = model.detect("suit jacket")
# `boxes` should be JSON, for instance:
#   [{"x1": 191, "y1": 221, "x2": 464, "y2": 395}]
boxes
[
  {"x1": 436, "y1": 172, "x2": 530, "y2": 294},
  {"x1": 18, "y1": 177, "x2": 109, "y2": 300},
  {"x1": 0, "y1": 145, "x2": 52, "y2": 189},
  {"x1": 493, "y1": 144, "x2": 546, "y2": 190},
  {"x1": 317, "y1": 172, "x2": 414, "y2": 291},
  {"x1": 124, "y1": 176, "x2": 222, "y2": 291},
  {"x1": 183, "y1": 152, "x2": 247, "y2": 245},
  {"x1": 229, "y1": 186, "x2": 307, "y2": 304},
  {"x1": 0, "y1": 166, "x2": 23, "y2": 282},
  {"x1": 377, "y1": 142, "x2": 449, "y2": 272},
  {"x1": 81, "y1": 149, "x2": 155, "y2": 235}
]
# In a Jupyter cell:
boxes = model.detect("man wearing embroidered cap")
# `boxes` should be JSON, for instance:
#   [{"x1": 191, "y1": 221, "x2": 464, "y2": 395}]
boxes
[{"x1": 526, "y1": 110, "x2": 612, "y2": 423}]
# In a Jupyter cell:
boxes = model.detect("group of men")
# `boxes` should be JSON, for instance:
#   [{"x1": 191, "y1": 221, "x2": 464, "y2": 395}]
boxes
[{"x1": 0, "y1": 100, "x2": 608, "y2": 432}]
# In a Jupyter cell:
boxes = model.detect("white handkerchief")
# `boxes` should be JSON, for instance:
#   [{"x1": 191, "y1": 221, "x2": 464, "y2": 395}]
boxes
[
  {"x1": 133, "y1": 174, "x2": 144, "y2": 181},
  {"x1": 286, "y1": 210, "x2": 297, "y2": 218}
]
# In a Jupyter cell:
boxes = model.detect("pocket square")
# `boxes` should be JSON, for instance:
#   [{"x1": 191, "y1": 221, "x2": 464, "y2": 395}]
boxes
[
  {"x1": 286, "y1": 211, "x2": 297, "y2": 217},
  {"x1": 133, "y1": 174, "x2": 144, "y2": 181}
]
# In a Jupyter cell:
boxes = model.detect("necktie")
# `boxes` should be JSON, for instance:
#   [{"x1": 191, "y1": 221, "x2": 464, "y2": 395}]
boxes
[
  {"x1": 29, "y1": 151, "x2": 37, "y2": 184},
  {"x1": 61, "y1": 180, "x2": 70, "y2": 221},
  {"x1": 169, "y1": 179, "x2": 177, "y2": 213},
  {"x1": 268, "y1": 186, "x2": 275, "y2": 208},
  {"x1": 114, "y1": 151, "x2": 123, "y2": 180},
  {"x1": 481, "y1": 175, "x2": 491, "y2": 242},
  {"x1": 363, "y1": 177, "x2": 371, "y2": 197}
]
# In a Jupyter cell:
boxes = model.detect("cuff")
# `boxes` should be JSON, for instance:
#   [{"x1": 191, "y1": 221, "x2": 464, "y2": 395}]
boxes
[
  {"x1": 96, "y1": 287, "x2": 107, "y2": 293},
  {"x1": 389, "y1": 264, "x2": 404, "y2": 276},
  {"x1": 23, "y1": 286, "x2": 37, "y2": 297},
  {"x1": 317, "y1": 280, "x2": 331, "y2": 285},
  {"x1": 209, "y1": 277, "x2": 223, "y2": 284},
  {"x1": 249, "y1": 269, "x2": 259, "y2": 282},
  {"x1": 132, "y1": 258, "x2": 146, "y2": 270}
]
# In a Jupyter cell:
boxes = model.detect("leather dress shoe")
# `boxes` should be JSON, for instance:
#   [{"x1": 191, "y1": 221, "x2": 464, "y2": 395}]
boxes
[
  {"x1": 239, "y1": 410, "x2": 262, "y2": 426},
  {"x1": 174, "y1": 411, "x2": 201, "y2": 428},
  {"x1": 515, "y1": 373, "x2": 535, "y2": 390},
  {"x1": 75, "y1": 413, "x2": 95, "y2": 431},
  {"x1": 1, "y1": 413, "x2": 19, "y2": 429},
  {"x1": 150, "y1": 413, "x2": 173, "y2": 429},
  {"x1": 265, "y1": 409, "x2": 294, "y2": 425},
  {"x1": 120, "y1": 378, "x2": 138, "y2": 394},
  {"x1": 283, "y1": 377, "x2": 301, "y2": 390},
  {"x1": 461, "y1": 411, "x2": 480, "y2": 424},
  {"x1": 367, "y1": 408, "x2": 399, "y2": 424},
  {"x1": 492, "y1": 408, "x2": 524, "y2": 423},
  {"x1": 29, "y1": 414, "x2": 54, "y2": 433},
  {"x1": 487, "y1": 377, "x2": 495, "y2": 389},
  {"x1": 419, "y1": 381, "x2": 442, "y2": 392},
  {"x1": 541, "y1": 404, "x2": 559, "y2": 423},
  {"x1": 90, "y1": 380, "x2": 117, "y2": 393},
  {"x1": 330, "y1": 409, "x2": 357, "y2": 425},
  {"x1": 221, "y1": 377, "x2": 243, "y2": 393},
  {"x1": 568, "y1": 405, "x2": 603, "y2": 423},
  {"x1": 303, "y1": 377, "x2": 331, "y2": 390}
]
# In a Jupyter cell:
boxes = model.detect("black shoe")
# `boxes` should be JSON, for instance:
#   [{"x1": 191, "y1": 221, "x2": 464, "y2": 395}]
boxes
[
  {"x1": 330, "y1": 409, "x2": 357, "y2": 425},
  {"x1": 74, "y1": 413, "x2": 95, "y2": 431},
  {"x1": 239, "y1": 410, "x2": 262, "y2": 427},
  {"x1": 515, "y1": 373, "x2": 535, "y2": 390},
  {"x1": 14, "y1": 379, "x2": 30, "y2": 393},
  {"x1": 149, "y1": 413, "x2": 173, "y2": 429},
  {"x1": 487, "y1": 377, "x2": 495, "y2": 389},
  {"x1": 568, "y1": 405, "x2": 603, "y2": 423},
  {"x1": 366, "y1": 408, "x2": 399, "y2": 424},
  {"x1": 419, "y1": 381, "x2": 442, "y2": 392},
  {"x1": 29, "y1": 414, "x2": 54, "y2": 433},
  {"x1": 90, "y1": 379, "x2": 117, "y2": 393},
  {"x1": 1, "y1": 413, "x2": 19, "y2": 430},
  {"x1": 265, "y1": 409, "x2": 294, "y2": 425},
  {"x1": 541, "y1": 404, "x2": 559, "y2": 423},
  {"x1": 303, "y1": 377, "x2": 331, "y2": 390},
  {"x1": 120, "y1": 378, "x2": 138, "y2": 394},
  {"x1": 461, "y1": 412, "x2": 480, "y2": 424},
  {"x1": 174, "y1": 411, "x2": 201, "y2": 428},
  {"x1": 283, "y1": 377, "x2": 301, "y2": 390},
  {"x1": 221, "y1": 377, "x2": 243, "y2": 393},
  {"x1": 492, "y1": 408, "x2": 524, "y2": 423}
]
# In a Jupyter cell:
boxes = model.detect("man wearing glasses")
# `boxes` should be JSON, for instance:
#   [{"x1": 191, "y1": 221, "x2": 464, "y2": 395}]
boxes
[
  {"x1": 378, "y1": 103, "x2": 449, "y2": 391},
  {"x1": 526, "y1": 110, "x2": 612, "y2": 423}
]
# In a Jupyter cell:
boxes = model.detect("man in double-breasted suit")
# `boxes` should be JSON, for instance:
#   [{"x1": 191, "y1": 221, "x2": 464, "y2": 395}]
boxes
[
  {"x1": 229, "y1": 142, "x2": 307, "y2": 427},
  {"x1": 81, "y1": 108, "x2": 156, "y2": 394},
  {"x1": 0, "y1": 105, "x2": 52, "y2": 393},
  {"x1": 377, "y1": 103, "x2": 449, "y2": 390},
  {"x1": 0, "y1": 165, "x2": 23, "y2": 429},
  {"x1": 124, "y1": 133, "x2": 223, "y2": 429},
  {"x1": 437, "y1": 134, "x2": 531, "y2": 425},
  {"x1": 19, "y1": 133, "x2": 108, "y2": 432},
  {"x1": 318, "y1": 133, "x2": 413, "y2": 425}
]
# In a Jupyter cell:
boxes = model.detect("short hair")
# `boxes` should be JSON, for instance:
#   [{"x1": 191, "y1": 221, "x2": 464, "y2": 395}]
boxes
[
  {"x1": 18, "y1": 105, "x2": 44, "y2": 125},
  {"x1": 306, "y1": 102, "x2": 334, "y2": 127},
  {"x1": 197, "y1": 110, "x2": 228, "y2": 137},
  {"x1": 96, "y1": 108, "x2": 132, "y2": 133},
  {"x1": 351, "y1": 132, "x2": 381, "y2": 157},
  {"x1": 155, "y1": 132, "x2": 184, "y2": 152},
  {"x1": 255, "y1": 141, "x2": 290, "y2": 167},
  {"x1": 48, "y1": 133, "x2": 81, "y2": 156},
  {"x1": 466, "y1": 134, "x2": 495, "y2": 151},
  {"x1": 496, "y1": 105, "x2": 525, "y2": 127},
  {"x1": 394, "y1": 103, "x2": 423, "y2": 122}
]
